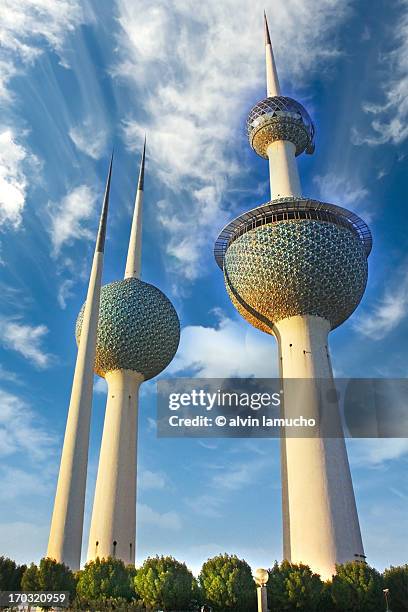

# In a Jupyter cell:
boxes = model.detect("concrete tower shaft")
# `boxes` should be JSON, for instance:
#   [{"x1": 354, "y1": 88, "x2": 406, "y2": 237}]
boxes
[
  {"x1": 47, "y1": 155, "x2": 113, "y2": 570},
  {"x1": 214, "y1": 14, "x2": 371, "y2": 579},
  {"x1": 77, "y1": 143, "x2": 180, "y2": 564}
]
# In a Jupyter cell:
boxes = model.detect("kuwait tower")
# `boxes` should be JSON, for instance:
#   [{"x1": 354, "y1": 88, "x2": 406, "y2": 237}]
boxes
[
  {"x1": 214, "y1": 14, "x2": 371, "y2": 578},
  {"x1": 77, "y1": 141, "x2": 180, "y2": 565}
]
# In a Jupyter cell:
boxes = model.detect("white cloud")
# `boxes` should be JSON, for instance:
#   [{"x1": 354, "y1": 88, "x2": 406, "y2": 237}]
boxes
[
  {"x1": 0, "y1": 388, "x2": 56, "y2": 461},
  {"x1": 139, "y1": 469, "x2": 168, "y2": 490},
  {"x1": 348, "y1": 439, "x2": 408, "y2": 467},
  {"x1": 313, "y1": 172, "x2": 370, "y2": 213},
  {"x1": 354, "y1": 262, "x2": 408, "y2": 340},
  {"x1": 185, "y1": 494, "x2": 223, "y2": 519},
  {"x1": 0, "y1": 129, "x2": 38, "y2": 228},
  {"x1": 352, "y1": 2, "x2": 408, "y2": 146},
  {"x1": 1, "y1": 319, "x2": 53, "y2": 368},
  {"x1": 57, "y1": 279, "x2": 75, "y2": 309},
  {"x1": 168, "y1": 311, "x2": 278, "y2": 377},
  {"x1": 116, "y1": 0, "x2": 352, "y2": 279},
  {"x1": 47, "y1": 184, "x2": 97, "y2": 255},
  {"x1": 0, "y1": 0, "x2": 85, "y2": 99},
  {"x1": 137, "y1": 502, "x2": 182, "y2": 531},
  {"x1": 94, "y1": 377, "x2": 107, "y2": 394},
  {"x1": 69, "y1": 119, "x2": 108, "y2": 160}
]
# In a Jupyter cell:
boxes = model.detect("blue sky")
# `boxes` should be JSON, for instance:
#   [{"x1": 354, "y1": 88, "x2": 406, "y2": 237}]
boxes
[{"x1": 0, "y1": 0, "x2": 407, "y2": 575}]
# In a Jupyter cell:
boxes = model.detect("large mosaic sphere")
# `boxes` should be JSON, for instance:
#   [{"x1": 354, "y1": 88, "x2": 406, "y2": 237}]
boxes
[
  {"x1": 76, "y1": 277, "x2": 180, "y2": 379},
  {"x1": 224, "y1": 220, "x2": 368, "y2": 334}
]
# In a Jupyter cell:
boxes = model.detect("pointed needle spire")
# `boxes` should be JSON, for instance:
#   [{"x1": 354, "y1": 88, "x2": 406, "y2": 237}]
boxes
[
  {"x1": 96, "y1": 151, "x2": 113, "y2": 253},
  {"x1": 137, "y1": 135, "x2": 146, "y2": 191},
  {"x1": 264, "y1": 11, "x2": 281, "y2": 97},
  {"x1": 124, "y1": 139, "x2": 146, "y2": 279}
]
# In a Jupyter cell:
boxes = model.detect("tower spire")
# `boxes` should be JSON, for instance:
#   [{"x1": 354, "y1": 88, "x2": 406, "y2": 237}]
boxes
[
  {"x1": 47, "y1": 155, "x2": 113, "y2": 569},
  {"x1": 124, "y1": 137, "x2": 146, "y2": 279},
  {"x1": 96, "y1": 152, "x2": 113, "y2": 253},
  {"x1": 264, "y1": 11, "x2": 281, "y2": 97}
]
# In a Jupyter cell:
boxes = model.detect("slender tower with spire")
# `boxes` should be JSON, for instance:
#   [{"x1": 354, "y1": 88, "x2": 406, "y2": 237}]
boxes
[
  {"x1": 47, "y1": 156, "x2": 113, "y2": 570},
  {"x1": 76, "y1": 142, "x2": 180, "y2": 565},
  {"x1": 214, "y1": 14, "x2": 371, "y2": 578}
]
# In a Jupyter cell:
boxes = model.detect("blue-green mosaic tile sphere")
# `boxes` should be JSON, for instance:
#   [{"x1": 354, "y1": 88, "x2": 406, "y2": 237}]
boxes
[
  {"x1": 224, "y1": 220, "x2": 368, "y2": 333},
  {"x1": 76, "y1": 278, "x2": 180, "y2": 380}
]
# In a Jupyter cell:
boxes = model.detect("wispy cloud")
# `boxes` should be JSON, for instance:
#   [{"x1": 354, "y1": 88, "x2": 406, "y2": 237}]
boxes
[
  {"x1": 69, "y1": 119, "x2": 108, "y2": 160},
  {"x1": 0, "y1": 0, "x2": 85, "y2": 100},
  {"x1": 1, "y1": 319, "x2": 53, "y2": 368},
  {"x1": 352, "y1": 2, "x2": 408, "y2": 147},
  {"x1": 57, "y1": 279, "x2": 75, "y2": 309},
  {"x1": 0, "y1": 129, "x2": 38, "y2": 228},
  {"x1": 168, "y1": 310, "x2": 277, "y2": 378},
  {"x1": 0, "y1": 388, "x2": 56, "y2": 461},
  {"x1": 47, "y1": 184, "x2": 97, "y2": 255},
  {"x1": 117, "y1": 0, "x2": 352, "y2": 280},
  {"x1": 137, "y1": 502, "x2": 182, "y2": 531},
  {"x1": 353, "y1": 262, "x2": 408, "y2": 340},
  {"x1": 139, "y1": 469, "x2": 169, "y2": 490},
  {"x1": 348, "y1": 438, "x2": 408, "y2": 467},
  {"x1": 313, "y1": 172, "x2": 370, "y2": 215}
]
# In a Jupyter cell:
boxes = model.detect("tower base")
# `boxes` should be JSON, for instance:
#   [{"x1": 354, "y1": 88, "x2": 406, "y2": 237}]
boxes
[{"x1": 275, "y1": 315, "x2": 364, "y2": 579}]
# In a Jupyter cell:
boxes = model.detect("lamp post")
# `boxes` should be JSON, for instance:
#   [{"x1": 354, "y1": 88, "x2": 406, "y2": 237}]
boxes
[
  {"x1": 383, "y1": 588, "x2": 391, "y2": 611},
  {"x1": 254, "y1": 568, "x2": 269, "y2": 612}
]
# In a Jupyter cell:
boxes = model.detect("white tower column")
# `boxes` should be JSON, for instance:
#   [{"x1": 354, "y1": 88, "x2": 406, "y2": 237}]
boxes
[
  {"x1": 87, "y1": 143, "x2": 147, "y2": 565},
  {"x1": 86, "y1": 370, "x2": 143, "y2": 563},
  {"x1": 47, "y1": 156, "x2": 113, "y2": 570},
  {"x1": 275, "y1": 315, "x2": 364, "y2": 579},
  {"x1": 267, "y1": 141, "x2": 302, "y2": 199}
]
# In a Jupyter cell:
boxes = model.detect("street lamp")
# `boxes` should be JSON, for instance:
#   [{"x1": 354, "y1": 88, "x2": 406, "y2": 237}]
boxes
[
  {"x1": 254, "y1": 568, "x2": 269, "y2": 612},
  {"x1": 383, "y1": 588, "x2": 391, "y2": 611}
]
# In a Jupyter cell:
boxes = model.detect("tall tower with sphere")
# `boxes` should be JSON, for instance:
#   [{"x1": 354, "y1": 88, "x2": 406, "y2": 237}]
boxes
[
  {"x1": 214, "y1": 14, "x2": 371, "y2": 579},
  {"x1": 77, "y1": 141, "x2": 180, "y2": 565}
]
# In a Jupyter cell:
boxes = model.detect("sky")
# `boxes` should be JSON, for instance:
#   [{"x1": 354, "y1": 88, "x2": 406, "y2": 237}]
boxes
[{"x1": 0, "y1": 0, "x2": 407, "y2": 577}]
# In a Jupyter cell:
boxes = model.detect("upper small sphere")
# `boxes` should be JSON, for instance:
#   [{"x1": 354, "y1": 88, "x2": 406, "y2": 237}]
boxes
[
  {"x1": 76, "y1": 277, "x2": 180, "y2": 380},
  {"x1": 247, "y1": 96, "x2": 315, "y2": 158}
]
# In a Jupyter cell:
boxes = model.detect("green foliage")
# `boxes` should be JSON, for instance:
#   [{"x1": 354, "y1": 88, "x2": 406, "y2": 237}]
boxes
[
  {"x1": 21, "y1": 558, "x2": 76, "y2": 610},
  {"x1": 0, "y1": 556, "x2": 26, "y2": 590},
  {"x1": 383, "y1": 564, "x2": 408, "y2": 612},
  {"x1": 21, "y1": 563, "x2": 40, "y2": 591},
  {"x1": 330, "y1": 562, "x2": 383, "y2": 612},
  {"x1": 135, "y1": 555, "x2": 198, "y2": 611},
  {"x1": 199, "y1": 553, "x2": 256, "y2": 612},
  {"x1": 76, "y1": 557, "x2": 135, "y2": 602},
  {"x1": 267, "y1": 560, "x2": 324, "y2": 611}
]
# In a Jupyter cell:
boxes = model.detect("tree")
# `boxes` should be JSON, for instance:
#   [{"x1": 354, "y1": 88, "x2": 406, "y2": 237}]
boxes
[
  {"x1": 267, "y1": 560, "x2": 324, "y2": 612},
  {"x1": 76, "y1": 557, "x2": 135, "y2": 603},
  {"x1": 330, "y1": 562, "x2": 383, "y2": 612},
  {"x1": 0, "y1": 556, "x2": 26, "y2": 590},
  {"x1": 383, "y1": 565, "x2": 408, "y2": 612},
  {"x1": 199, "y1": 553, "x2": 256, "y2": 612},
  {"x1": 135, "y1": 555, "x2": 198, "y2": 611},
  {"x1": 21, "y1": 563, "x2": 40, "y2": 591},
  {"x1": 21, "y1": 558, "x2": 76, "y2": 610}
]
